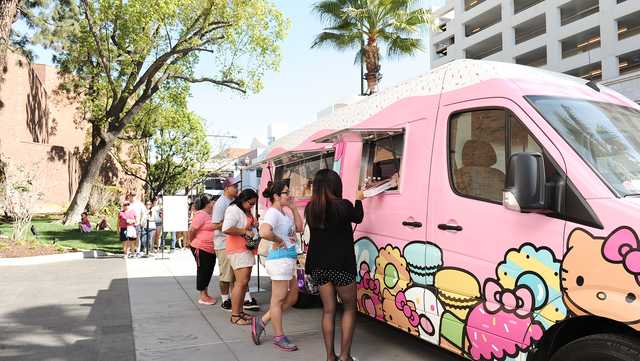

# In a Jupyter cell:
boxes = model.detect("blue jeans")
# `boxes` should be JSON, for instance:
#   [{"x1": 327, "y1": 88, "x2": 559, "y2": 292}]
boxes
[{"x1": 141, "y1": 228, "x2": 156, "y2": 253}]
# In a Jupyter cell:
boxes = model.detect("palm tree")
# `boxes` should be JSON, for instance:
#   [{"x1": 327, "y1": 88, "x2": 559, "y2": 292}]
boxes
[{"x1": 311, "y1": 0, "x2": 435, "y2": 95}]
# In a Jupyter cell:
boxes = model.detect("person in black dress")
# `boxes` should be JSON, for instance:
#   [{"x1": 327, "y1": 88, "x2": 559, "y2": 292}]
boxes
[{"x1": 305, "y1": 169, "x2": 364, "y2": 361}]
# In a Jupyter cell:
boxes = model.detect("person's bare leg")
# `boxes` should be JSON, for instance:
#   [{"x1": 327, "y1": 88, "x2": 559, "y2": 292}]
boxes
[
  {"x1": 336, "y1": 283, "x2": 357, "y2": 361},
  {"x1": 231, "y1": 267, "x2": 251, "y2": 316},
  {"x1": 319, "y1": 283, "x2": 337, "y2": 361},
  {"x1": 269, "y1": 280, "x2": 289, "y2": 336},
  {"x1": 261, "y1": 277, "x2": 298, "y2": 324}
]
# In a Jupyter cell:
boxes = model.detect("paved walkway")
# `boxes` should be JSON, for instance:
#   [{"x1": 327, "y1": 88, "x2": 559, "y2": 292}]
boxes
[
  {"x1": 1, "y1": 249, "x2": 460, "y2": 361},
  {"x1": 0, "y1": 256, "x2": 135, "y2": 361}
]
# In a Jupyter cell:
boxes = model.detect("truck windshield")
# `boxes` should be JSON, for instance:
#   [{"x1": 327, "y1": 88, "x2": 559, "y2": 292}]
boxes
[{"x1": 527, "y1": 95, "x2": 640, "y2": 197}]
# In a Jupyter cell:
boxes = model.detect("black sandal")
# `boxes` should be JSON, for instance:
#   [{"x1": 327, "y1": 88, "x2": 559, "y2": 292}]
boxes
[{"x1": 230, "y1": 313, "x2": 253, "y2": 326}]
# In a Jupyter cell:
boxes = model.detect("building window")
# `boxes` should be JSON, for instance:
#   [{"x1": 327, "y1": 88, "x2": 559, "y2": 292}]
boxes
[
  {"x1": 560, "y1": 0, "x2": 599, "y2": 27},
  {"x1": 515, "y1": 46, "x2": 547, "y2": 67},
  {"x1": 617, "y1": 11, "x2": 640, "y2": 41},
  {"x1": 465, "y1": 0, "x2": 486, "y2": 11},
  {"x1": 360, "y1": 133, "x2": 404, "y2": 192},
  {"x1": 565, "y1": 62, "x2": 602, "y2": 81},
  {"x1": 274, "y1": 152, "x2": 335, "y2": 198},
  {"x1": 464, "y1": 6, "x2": 501, "y2": 37},
  {"x1": 561, "y1": 27, "x2": 600, "y2": 59},
  {"x1": 514, "y1": 0, "x2": 544, "y2": 14},
  {"x1": 465, "y1": 33, "x2": 502, "y2": 60},
  {"x1": 514, "y1": 15, "x2": 546, "y2": 45},
  {"x1": 618, "y1": 49, "x2": 640, "y2": 76}
]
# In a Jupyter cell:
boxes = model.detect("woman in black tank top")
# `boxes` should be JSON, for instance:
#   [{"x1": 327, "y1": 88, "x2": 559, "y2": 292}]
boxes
[{"x1": 305, "y1": 169, "x2": 364, "y2": 361}]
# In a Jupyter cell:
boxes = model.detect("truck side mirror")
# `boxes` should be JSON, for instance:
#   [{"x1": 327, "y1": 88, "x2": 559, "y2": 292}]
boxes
[{"x1": 503, "y1": 153, "x2": 547, "y2": 213}]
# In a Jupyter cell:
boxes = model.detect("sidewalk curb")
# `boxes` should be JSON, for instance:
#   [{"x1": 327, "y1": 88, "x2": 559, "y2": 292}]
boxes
[{"x1": 0, "y1": 250, "x2": 113, "y2": 266}]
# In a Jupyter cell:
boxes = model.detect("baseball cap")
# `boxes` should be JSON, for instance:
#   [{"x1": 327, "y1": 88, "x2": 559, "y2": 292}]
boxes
[{"x1": 223, "y1": 176, "x2": 241, "y2": 189}]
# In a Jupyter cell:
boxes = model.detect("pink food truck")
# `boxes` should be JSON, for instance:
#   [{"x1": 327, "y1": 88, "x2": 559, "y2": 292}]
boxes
[{"x1": 256, "y1": 59, "x2": 640, "y2": 361}]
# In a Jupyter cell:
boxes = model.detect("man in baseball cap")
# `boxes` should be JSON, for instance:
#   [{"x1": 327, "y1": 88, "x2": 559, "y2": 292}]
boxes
[{"x1": 223, "y1": 176, "x2": 241, "y2": 189}]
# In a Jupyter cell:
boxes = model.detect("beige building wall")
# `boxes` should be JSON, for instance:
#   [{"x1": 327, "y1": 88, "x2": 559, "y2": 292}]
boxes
[{"x1": 0, "y1": 51, "x2": 142, "y2": 213}]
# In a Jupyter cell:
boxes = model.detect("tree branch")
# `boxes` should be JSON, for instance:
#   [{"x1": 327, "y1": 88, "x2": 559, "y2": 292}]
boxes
[
  {"x1": 169, "y1": 75, "x2": 246, "y2": 93},
  {"x1": 80, "y1": 0, "x2": 118, "y2": 100}
]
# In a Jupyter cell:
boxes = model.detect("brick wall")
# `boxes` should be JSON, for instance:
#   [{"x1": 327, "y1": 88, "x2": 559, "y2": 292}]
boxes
[{"x1": 0, "y1": 51, "x2": 142, "y2": 213}]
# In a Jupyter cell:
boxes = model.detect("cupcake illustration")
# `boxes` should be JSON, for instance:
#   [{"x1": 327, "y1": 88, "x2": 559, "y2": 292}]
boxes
[
  {"x1": 496, "y1": 243, "x2": 567, "y2": 329},
  {"x1": 434, "y1": 268, "x2": 482, "y2": 354},
  {"x1": 403, "y1": 241, "x2": 443, "y2": 286},
  {"x1": 355, "y1": 237, "x2": 380, "y2": 283},
  {"x1": 376, "y1": 245, "x2": 411, "y2": 295}
]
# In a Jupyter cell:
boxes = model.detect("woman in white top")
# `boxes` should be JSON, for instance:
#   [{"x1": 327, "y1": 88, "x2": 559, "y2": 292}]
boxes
[
  {"x1": 222, "y1": 189, "x2": 259, "y2": 326},
  {"x1": 252, "y1": 181, "x2": 303, "y2": 352}
]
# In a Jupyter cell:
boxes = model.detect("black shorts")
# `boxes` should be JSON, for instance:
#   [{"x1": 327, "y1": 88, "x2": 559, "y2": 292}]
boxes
[
  {"x1": 310, "y1": 269, "x2": 356, "y2": 288},
  {"x1": 119, "y1": 229, "x2": 134, "y2": 242}
]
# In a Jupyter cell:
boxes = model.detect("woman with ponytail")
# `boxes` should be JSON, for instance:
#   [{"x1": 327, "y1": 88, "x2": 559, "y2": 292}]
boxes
[
  {"x1": 252, "y1": 180, "x2": 303, "y2": 351},
  {"x1": 304, "y1": 169, "x2": 364, "y2": 361},
  {"x1": 188, "y1": 194, "x2": 217, "y2": 305}
]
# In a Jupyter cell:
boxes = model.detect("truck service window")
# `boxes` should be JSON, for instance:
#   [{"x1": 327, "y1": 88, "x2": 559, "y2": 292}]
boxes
[
  {"x1": 360, "y1": 133, "x2": 404, "y2": 192},
  {"x1": 449, "y1": 109, "x2": 559, "y2": 203},
  {"x1": 273, "y1": 152, "x2": 335, "y2": 198}
]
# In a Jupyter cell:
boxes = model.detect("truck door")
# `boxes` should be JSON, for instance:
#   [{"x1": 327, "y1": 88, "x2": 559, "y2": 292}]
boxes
[{"x1": 427, "y1": 97, "x2": 568, "y2": 357}]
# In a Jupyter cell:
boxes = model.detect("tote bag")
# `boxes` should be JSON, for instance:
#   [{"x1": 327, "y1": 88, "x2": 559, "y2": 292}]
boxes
[{"x1": 126, "y1": 225, "x2": 137, "y2": 238}]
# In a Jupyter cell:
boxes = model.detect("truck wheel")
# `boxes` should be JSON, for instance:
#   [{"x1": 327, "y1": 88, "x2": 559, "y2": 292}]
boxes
[
  {"x1": 293, "y1": 292, "x2": 319, "y2": 309},
  {"x1": 550, "y1": 333, "x2": 640, "y2": 361}
]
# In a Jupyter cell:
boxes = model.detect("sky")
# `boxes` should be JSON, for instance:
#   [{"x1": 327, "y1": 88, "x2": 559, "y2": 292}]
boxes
[{"x1": 25, "y1": 0, "x2": 442, "y2": 149}]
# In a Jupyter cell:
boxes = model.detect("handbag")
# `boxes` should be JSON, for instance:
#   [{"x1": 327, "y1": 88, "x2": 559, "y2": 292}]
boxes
[
  {"x1": 245, "y1": 228, "x2": 260, "y2": 250},
  {"x1": 126, "y1": 225, "x2": 137, "y2": 238}
]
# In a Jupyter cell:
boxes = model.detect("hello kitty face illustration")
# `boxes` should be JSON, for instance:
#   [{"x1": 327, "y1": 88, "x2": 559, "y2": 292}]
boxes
[{"x1": 561, "y1": 227, "x2": 640, "y2": 328}]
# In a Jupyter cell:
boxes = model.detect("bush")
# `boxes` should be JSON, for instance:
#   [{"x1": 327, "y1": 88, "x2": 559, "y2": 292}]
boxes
[{"x1": 0, "y1": 158, "x2": 43, "y2": 240}]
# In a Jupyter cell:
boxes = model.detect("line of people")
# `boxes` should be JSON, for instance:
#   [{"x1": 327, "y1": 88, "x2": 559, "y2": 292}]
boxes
[
  {"x1": 188, "y1": 170, "x2": 364, "y2": 360},
  {"x1": 119, "y1": 193, "x2": 188, "y2": 258}
]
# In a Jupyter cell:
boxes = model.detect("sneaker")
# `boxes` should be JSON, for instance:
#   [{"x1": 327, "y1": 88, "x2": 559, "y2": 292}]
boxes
[
  {"x1": 221, "y1": 299, "x2": 232, "y2": 311},
  {"x1": 127, "y1": 253, "x2": 134, "y2": 258},
  {"x1": 244, "y1": 297, "x2": 260, "y2": 311},
  {"x1": 198, "y1": 298, "x2": 216, "y2": 305},
  {"x1": 251, "y1": 316, "x2": 266, "y2": 345},
  {"x1": 135, "y1": 252, "x2": 142, "y2": 258},
  {"x1": 273, "y1": 336, "x2": 297, "y2": 352}
]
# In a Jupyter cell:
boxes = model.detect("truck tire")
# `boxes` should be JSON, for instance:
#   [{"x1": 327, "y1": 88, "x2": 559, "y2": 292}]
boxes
[{"x1": 550, "y1": 333, "x2": 640, "y2": 361}]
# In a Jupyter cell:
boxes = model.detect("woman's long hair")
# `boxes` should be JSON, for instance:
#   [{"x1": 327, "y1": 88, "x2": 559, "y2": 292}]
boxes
[
  {"x1": 230, "y1": 189, "x2": 258, "y2": 215},
  {"x1": 305, "y1": 169, "x2": 343, "y2": 228}
]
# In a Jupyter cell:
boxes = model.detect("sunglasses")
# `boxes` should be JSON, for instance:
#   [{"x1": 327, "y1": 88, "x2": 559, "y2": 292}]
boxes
[{"x1": 280, "y1": 191, "x2": 289, "y2": 195}]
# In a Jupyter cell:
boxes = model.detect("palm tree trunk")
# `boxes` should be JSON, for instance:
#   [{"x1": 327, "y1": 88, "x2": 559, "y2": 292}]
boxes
[{"x1": 364, "y1": 36, "x2": 380, "y2": 94}]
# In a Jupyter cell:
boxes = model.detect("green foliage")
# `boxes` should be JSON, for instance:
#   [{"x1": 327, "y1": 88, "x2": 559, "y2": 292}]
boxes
[
  {"x1": 30, "y1": 0, "x2": 289, "y2": 222},
  {"x1": 311, "y1": 0, "x2": 435, "y2": 93},
  {"x1": 34, "y1": 0, "x2": 289, "y2": 130},
  {"x1": 115, "y1": 88, "x2": 212, "y2": 199}
]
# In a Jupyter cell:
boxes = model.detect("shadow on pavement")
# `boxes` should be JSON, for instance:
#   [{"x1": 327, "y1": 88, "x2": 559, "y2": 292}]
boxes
[{"x1": 0, "y1": 276, "x2": 135, "y2": 361}]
